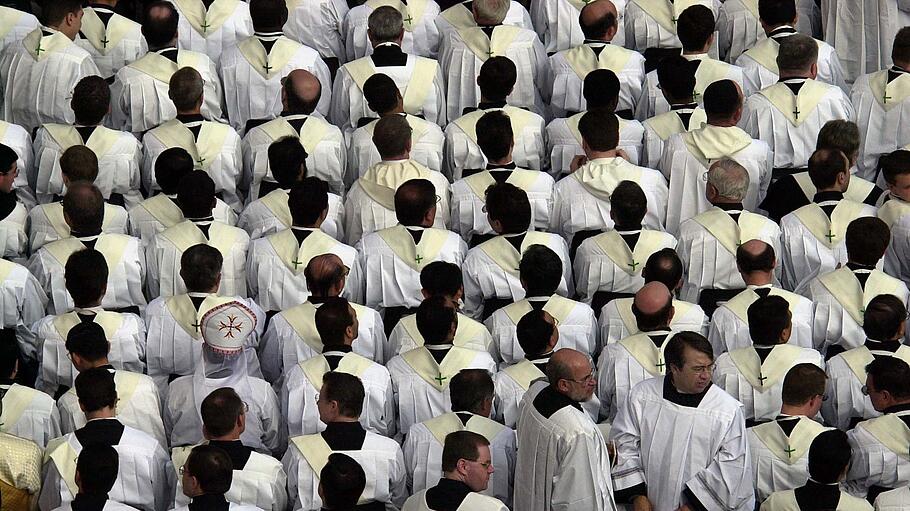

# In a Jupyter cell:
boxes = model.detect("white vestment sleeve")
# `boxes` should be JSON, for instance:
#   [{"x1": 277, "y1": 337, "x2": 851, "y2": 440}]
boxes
[{"x1": 684, "y1": 406, "x2": 755, "y2": 510}]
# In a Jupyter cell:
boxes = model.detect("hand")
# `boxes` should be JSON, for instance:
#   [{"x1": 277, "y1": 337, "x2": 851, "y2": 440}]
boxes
[
  {"x1": 569, "y1": 154, "x2": 588, "y2": 172},
  {"x1": 606, "y1": 440, "x2": 617, "y2": 467},
  {"x1": 632, "y1": 495, "x2": 653, "y2": 511}
]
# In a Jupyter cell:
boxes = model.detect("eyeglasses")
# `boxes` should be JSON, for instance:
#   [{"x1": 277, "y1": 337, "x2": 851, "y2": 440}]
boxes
[
  {"x1": 466, "y1": 459, "x2": 493, "y2": 469},
  {"x1": 564, "y1": 371, "x2": 596, "y2": 384},
  {"x1": 861, "y1": 385, "x2": 881, "y2": 396},
  {"x1": 688, "y1": 364, "x2": 715, "y2": 374},
  {"x1": 179, "y1": 465, "x2": 188, "y2": 476},
  {"x1": 242, "y1": 401, "x2": 250, "y2": 413}
]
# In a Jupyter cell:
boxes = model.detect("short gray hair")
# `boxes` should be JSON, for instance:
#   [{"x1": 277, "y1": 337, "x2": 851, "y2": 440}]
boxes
[
  {"x1": 777, "y1": 33, "x2": 818, "y2": 73},
  {"x1": 474, "y1": 0, "x2": 510, "y2": 24},
  {"x1": 368, "y1": 6, "x2": 403, "y2": 43},
  {"x1": 707, "y1": 159, "x2": 749, "y2": 201}
]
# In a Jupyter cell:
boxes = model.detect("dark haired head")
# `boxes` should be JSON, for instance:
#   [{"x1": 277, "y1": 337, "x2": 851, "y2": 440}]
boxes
[
  {"x1": 142, "y1": 1, "x2": 179, "y2": 49},
  {"x1": 71, "y1": 76, "x2": 111, "y2": 126},
  {"x1": 75, "y1": 367, "x2": 117, "y2": 413},
  {"x1": 863, "y1": 294, "x2": 907, "y2": 341},
  {"x1": 807, "y1": 430, "x2": 851, "y2": 484},
  {"x1": 416, "y1": 295, "x2": 456, "y2": 345},
  {"x1": 845, "y1": 217, "x2": 890, "y2": 266},
  {"x1": 747, "y1": 295, "x2": 791, "y2": 346},
  {"x1": 289, "y1": 177, "x2": 329, "y2": 227},
  {"x1": 485, "y1": 182, "x2": 531, "y2": 234},
  {"x1": 676, "y1": 5, "x2": 715, "y2": 52},
  {"x1": 477, "y1": 57, "x2": 517, "y2": 101},
  {"x1": 65, "y1": 249, "x2": 108, "y2": 307},
  {"x1": 519, "y1": 245, "x2": 563, "y2": 296},
  {"x1": 583, "y1": 69, "x2": 620, "y2": 110},
  {"x1": 268, "y1": 136, "x2": 307, "y2": 188}
]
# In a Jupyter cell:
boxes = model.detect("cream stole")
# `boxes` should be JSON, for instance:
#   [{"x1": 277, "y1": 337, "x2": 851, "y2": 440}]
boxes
[
  {"x1": 502, "y1": 295, "x2": 577, "y2": 326},
  {"x1": 858, "y1": 412, "x2": 910, "y2": 461},
  {"x1": 237, "y1": 36, "x2": 302, "y2": 80},
  {"x1": 839, "y1": 345, "x2": 910, "y2": 383},
  {"x1": 692, "y1": 208, "x2": 770, "y2": 255},
  {"x1": 376, "y1": 225, "x2": 450, "y2": 272},
  {"x1": 573, "y1": 157, "x2": 641, "y2": 201},
  {"x1": 645, "y1": 108, "x2": 707, "y2": 141},
  {"x1": 344, "y1": 57, "x2": 438, "y2": 113},
  {"x1": 477, "y1": 231, "x2": 555, "y2": 277},
  {"x1": 259, "y1": 189, "x2": 292, "y2": 227},
  {"x1": 401, "y1": 313, "x2": 487, "y2": 349},
  {"x1": 455, "y1": 25, "x2": 523, "y2": 61},
  {"x1": 618, "y1": 331, "x2": 671, "y2": 376},
  {"x1": 791, "y1": 200, "x2": 866, "y2": 248},
  {"x1": 399, "y1": 346, "x2": 478, "y2": 390},
  {"x1": 171, "y1": 0, "x2": 240, "y2": 37},
  {"x1": 80, "y1": 8, "x2": 136, "y2": 55},
  {"x1": 52, "y1": 310, "x2": 124, "y2": 342},
  {"x1": 139, "y1": 195, "x2": 184, "y2": 228},
  {"x1": 44, "y1": 235, "x2": 130, "y2": 271},
  {"x1": 258, "y1": 116, "x2": 331, "y2": 154},
  {"x1": 43, "y1": 124, "x2": 120, "y2": 160},
  {"x1": 299, "y1": 352, "x2": 374, "y2": 390},
  {"x1": 358, "y1": 160, "x2": 433, "y2": 210},
  {"x1": 501, "y1": 360, "x2": 545, "y2": 391},
  {"x1": 681, "y1": 124, "x2": 753, "y2": 168},
  {"x1": 592, "y1": 230, "x2": 670, "y2": 276},
  {"x1": 867, "y1": 69, "x2": 910, "y2": 111},
  {"x1": 452, "y1": 106, "x2": 537, "y2": 144},
  {"x1": 160, "y1": 221, "x2": 240, "y2": 256},
  {"x1": 817, "y1": 267, "x2": 905, "y2": 325},
  {"x1": 291, "y1": 434, "x2": 370, "y2": 504},
  {"x1": 563, "y1": 44, "x2": 635, "y2": 80},
  {"x1": 630, "y1": 0, "x2": 712, "y2": 33},
  {"x1": 266, "y1": 229, "x2": 340, "y2": 275},
  {"x1": 758, "y1": 80, "x2": 832, "y2": 126},
  {"x1": 462, "y1": 169, "x2": 540, "y2": 200},
  {"x1": 878, "y1": 196, "x2": 910, "y2": 228},
  {"x1": 365, "y1": 0, "x2": 430, "y2": 32},
  {"x1": 751, "y1": 417, "x2": 829, "y2": 464},
  {"x1": 723, "y1": 287, "x2": 803, "y2": 325},
  {"x1": 45, "y1": 437, "x2": 79, "y2": 495},
  {"x1": 165, "y1": 293, "x2": 236, "y2": 338},
  {"x1": 728, "y1": 344, "x2": 804, "y2": 391},
  {"x1": 22, "y1": 28, "x2": 72, "y2": 61},
  {"x1": 423, "y1": 412, "x2": 505, "y2": 445},
  {"x1": 150, "y1": 119, "x2": 231, "y2": 171}
]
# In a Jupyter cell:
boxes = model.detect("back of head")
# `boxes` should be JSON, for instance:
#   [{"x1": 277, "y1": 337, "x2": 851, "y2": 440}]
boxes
[
  {"x1": 304, "y1": 254, "x2": 346, "y2": 297},
  {"x1": 176, "y1": 171, "x2": 216, "y2": 218},
  {"x1": 0, "y1": 331, "x2": 18, "y2": 379},
  {"x1": 363, "y1": 73, "x2": 400, "y2": 115},
  {"x1": 75, "y1": 367, "x2": 117, "y2": 413},
  {"x1": 777, "y1": 33, "x2": 819, "y2": 75},
  {"x1": 441, "y1": 431, "x2": 489, "y2": 473},
  {"x1": 516, "y1": 309, "x2": 555, "y2": 357},
  {"x1": 736, "y1": 240, "x2": 776, "y2": 273},
  {"x1": 894, "y1": 26, "x2": 910, "y2": 66},
  {"x1": 420, "y1": 261, "x2": 463, "y2": 299},
  {"x1": 758, "y1": 0, "x2": 797, "y2": 26},
  {"x1": 61, "y1": 145, "x2": 100, "y2": 184},
  {"x1": 249, "y1": 0, "x2": 288, "y2": 31},
  {"x1": 368, "y1": 6, "x2": 403, "y2": 43},
  {"x1": 707, "y1": 159, "x2": 750, "y2": 202},
  {"x1": 519, "y1": 244, "x2": 563, "y2": 296},
  {"x1": 77, "y1": 443, "x2": 119, "y2": 496},
  {"x1": 43, "y1": 0, "x2": 83, "y2": 27},
  {"x1": 63, "y1": 182, "x2": 104, "y2": 233},
  {"x1": 476, "y1": 110, "x2": 513, "y2": 162},
  {"x1": 781, "y1": 363, "x2": 827, "y2": 406},
  {"x1": 610, "y1": 180, "x2": 647, "y2": 226},
  {"x1": 579, "y1": 109, "x2": 619, "y2": 151},
  {"x1": 863, "y1": 294, "x2": 907, "y2": 341},
  {"x1": 168, "y1": 67, "x2": 204, "y2": 111},
  {"x1": 186, "y1": 445, "x2": 233, "y2": 495},
  {"x1": 180, "y1": 244, "x2": 223, "y2": 292},
  {"x1": 657, "y1": 55, "x2": 697, "y2": 103},
  {"x1": 880, "y1": 149, "x2": 910, "y2": 185},
  {"x1": 579, "y1": 1, "x2": 618, "y2": 40},
  {"x1": 631, "y1": 282, "x2": 673, "y2": 331},
  {"x1": 845, "y1": 217, "x2": 890, "y2": 266},
  {"x1": 807, "y1": 430, "x2": 851, "y2": 484},
  {"x1": 65, "y1": 322, "x2": 110, "y2": 363},
  {"x1": 583, "y1": 69, "x2": 621, "y2": 110},
  {"x1": 747, "y1": 295, "x2": 790, "y2": 345},
  {"x1": 416, "y1": 295, "x2": 456, "y2": 345},
  {"x1": 283, "y1": 70, "x2": 322, "y2": 115},
  {"x1": 0, "y1": 144, "x2": 15, "y2": 176},
  {"x1": 201, "y1": 387, "x2": 245, "y2": 437},
  {"x1": 289, "y1": 177, "x2": 329, "y2": 227},
  {"x1": 72, "y1": 76, "x2": 111, "y2": 126},
  {"x1": 676, "y1": 5, "x2": 715, "y2": 52},
  {"x1": 865, "y1": 356, "x2": 910, "y2": 399},
  {"x1": 394, "y1": 178, "x2": 436, "y2": 226},
  {"x1": 478, "y1": 57, "x2": 517, "y2": 102},
  {"x1": 817, "y1": 120, "x2": 860, "y2": 164},
  {"x1": 449, "y1": 369, "x2": 494, "y2": 414},
  {"x1": 642, "y1": 248, "x2": 683, "y2": 290},
  {"x1": 473, "y1": 0, "x2": 510, "y2": 25},
  {"x1": 320, "y1": 454, "x2": 367, "y2": 509},
  {"x1": 703, "y1": 80, "x2": 741, "y2": 122},
  {"x1": 65, "y1": 249, "x2": 108, "y2": 306},
  {"x1": 322, "y1": 371, "x2": 365, "y2": 418},
  {"x1": 807, "y1": 148, "x2": 848, "y2": 189},
  {"x1": 268, "y1": 136, "x2": 308, "y2": 188},
  {"x1": 664, "y1": 331, "x2": 713, "y2": 371},
  {"x1": 485, "y1": 182, "x2": 531, "y2": 233},
  {"x1": 142, "y1": 1, "x2": 179, "y2": 48},
  {"x1": 155, "y1": 147, "x2": 194, "y2": 194},
  {"x1": 372, "y1": 114, "x2": 411, "y2": 159},
  {"x1": 314, "y1": 297, "x2": 355, "y2": 346}
]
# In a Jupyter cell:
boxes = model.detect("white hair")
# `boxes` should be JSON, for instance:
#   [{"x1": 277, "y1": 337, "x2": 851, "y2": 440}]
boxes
[{"x1": 707, "y1": 159, "x2": 749, "y2": 201}]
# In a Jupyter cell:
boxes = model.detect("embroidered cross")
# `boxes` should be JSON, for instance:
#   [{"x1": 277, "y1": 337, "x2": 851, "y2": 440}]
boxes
[
  {"x1": 218, "y1": 315, "x2": 244, "y2": 338},
  {"x1": 434, "y1": 373, "x2": 447, "y2": 385},
  {"x1": 292, "y1": 258, "x2": 304, "y2": 269},
  {"x1": 860, "y1": 307, "x2": 865, "y2": 316},
  {"x1": 34, "y1": 41, "x2": 43, "y2": 55},
  {"x1": 191, "y1": 319, "x2": 203, "y2": 333},
  {"x1": 201, "y1": 21, "x2": 212, "y2": 34},
  {"x1": 415, "y1": 254, "x2": 424, "y2": 264},
  {"x1": 758, "y1": 373, "x2": 768, "y2": 387},
  {"x1": 784, "y1": 445, "x2": 796, "y2": 458},
  {"x1": 793, "y1": 106, "x2": 801, "y2": 120},
  {"x1": 263, "y1": 62, "x2": 272, "y2": 73},
  {"x1": 884, "y1": 94, "x2": 892, "y2": 104},
  {"x1": 628, "y1": 260, "x2": 639, "y2": 271},
  {"x1": 403, "y1": 13, "x2": 414, "y2": 24},
  {"x1": 656, "y1": 359, "x2": 665, "y2": 371},
  {"x1": 196, "y1": 157, "x2": 206, "y2": 167},
  {"x1": 485, "y1": 49, "x2": 494, "y2": 57},
  {"x1": 100, "y1": 35, "x2": 110, "y2": 48},
  {"x1": 671, "y1": 16, "x2": 678, "y2": 23},
  {"x1": 824, "y1": 231, "x2": 836, "y2": 242}
]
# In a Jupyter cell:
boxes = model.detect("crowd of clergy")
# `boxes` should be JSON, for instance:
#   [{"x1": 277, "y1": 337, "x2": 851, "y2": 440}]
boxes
[{"x1": 5, "y1": 0, "x2": 910, "y2": 510}]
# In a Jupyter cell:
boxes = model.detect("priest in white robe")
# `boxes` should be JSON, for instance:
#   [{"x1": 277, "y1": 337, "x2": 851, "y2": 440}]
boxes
[
  {"x1": 641, "y1": 55, "x2": 707, "y2": 169},
  {"x1": 713, "y1": 295, "x2": 824, "y2": 423},
  {"x1": 0, "y1": 145, "x2": 28, "y2": 261},
  {"x1": 486, "y1": 245, "x2": 598, "y2": 365},
  {"x1": 547, "y1": 69, "x2": 647, "y2": 174},
  {"x1": 876, "y1": 488, "x2": 910, "y2": 510},
  {"x1": 280, "y1": 297, "x2": 395, "y2": 438},
  {"x1": 462, "y1": 183, "x2": 573, "y2": 320},
  {"x1": 0, "y1": 258, "x2": 49, "y2": 368},
  {"x1": 819, "y1": 0, "x2": 908, "y2": 84},
  {"x1": 444, "y1": 56, "x2": 547, "y2": 180},
  {"x1": 28, "y1": 183, "x2": 145, "y2": 315},
  {"x1": 404, "y1": 369, "x2": 515, "y2": 506},
  {"x1": 344, "y1": 117, "x2": 451, "y2": 244},
  {"x1": 736, "y1": 0, "x2": 845, "y2": 95},
  {"x1": 33, "y1": 76, "x2": 142, "y2": 208},
  {"x1": 534, "y1": 0, "x2": 627, "y2": 54},
  {"x1": 51, "y1": 442, "x2": 144, "y2": 511},
  {"x1": 598, "y1": 248, "x2": 709, "y2": 343},
  {"x1": 434, "y1": 0, "x2": 533, "y2": 37},
  {"x1": 144, "y1": 244, "x2": 264, "y2": 394},
  {"x1": 438, "y1": 0, "x2": 548, "y2": 121},
  {"x1": 0, "y1": 5, "x2": 39, "y2": 55},
  {"x1": 282, "y1": 372, "x2": 407, "y2": 510},
  {"x1": 623, "y1": 0, "x2": 722, "y2": 62},
  {"x1": 166, "y1": 300, "x2": 284, "y2": 455},
  {"x1": 881, "y1": 152, "x2": 910, "y2": 281},
  {"x1": 387, "y1": 297, "x2": 498, "y2": 434},
  {"x1": 552, "y1": 111, "x2": 668, "y2": 243},
  {"x1": 343, "y1": 0, "x2": 441, "y2": 59},
  {"x1": 259, "y1": 254, "x2": 387, "y2": 383},
  {"x1": 513, "y1": 348, "x2": 617, "y2": 511},
  {"x1": 0, "y1": 120, "x2": 38, "y2": 209},
  {"x1": 547, "y1": 0, "x2": 645, "y2": 119},
  {"x1": 348, "y1": 73, "x2": 445, "y2": 181},
  {"x1": 845, "y1": 357, "x2": 910, "y2": 501},
  {"x1": 0, "y1": 337, "x2": 60, "y2": 448},
  {"x1": 76, "y1": 1, "x2": 147, "y2": 80},
  {"x1": 823, "y1": 294, "x2": 910, "y2": 431},
  {"x1": 677, "y1": 161, "x2": 782, "y2": 308},
  {"x1": 747, "y1": 363, "x2": 833, "y2": 503},
  {"x1": 708, "y1": 240, "x2": 814, "y2": 354},
  {"x1": 0, "y1": 1, "x2": 101, "y2": 133},
  {"x1": 141, "y1": 67, "x2": 242, "y2": 210},
  {"x1": 173, "y1": 444, "x2": 275, "y2": 511},
  {"x1": 660, "y1": 81, "x2": 772, "y2": 234},
  {"x1": 609, "y1": 332, "x2": 754, "y2": 511},
  {"x1": 331, "y1": 7, "x2": 446, "y2": 131},
  {"x1": 146, "y1": 171, "x2": 250, "y2": 299},
  {"x1": 39, "y1": 368, "x2": 172, "y2": 511},
  {"x1": 241, "y1": 70, "x2": 346, "y2": 198},
  {"x1": 282, "y1": 0, "x2": 347, "y2": 69},
  {"x1": 109, "y1": 2, "x2": 223, "y2": 133},
  {"x1": 780, "y1": 150, "x2": 876, "y2": 291},
  {"x1": 171, "y1": 0, "x2": 253, "y2": 63},
  {"x1": 715, "y1": 0, "x2": 762, "y2": 63},
  {"x1": 741, "y1": 34, "x2": 855, "y2": 174},
  {"x1": 219, "y1": 2, "x2": 331, "y2": 131}
]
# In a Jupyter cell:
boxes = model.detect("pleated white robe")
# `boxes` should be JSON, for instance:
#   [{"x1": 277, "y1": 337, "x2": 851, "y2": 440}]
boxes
[
  {"x1": 0, "y1": 6, "x2": 38, "y2": 56},
  {"x1": 531, "y1": 0, "x2": 627, "y2": 54},
  {"x1": 546, "y1": 42, "x2": 645, "y2": 118},
  {"x1": 708, "y1": 285, "x2": 815, "y2": 354},
  {"x1": 598, "y1": 297, "x2": 708, "y2": 345},
  {"x1": 596, "y1": 330, "x2": 674, "y2": 422},
  {"x1": 343, "y1": 0, "x2": 441, "y2": 59},
  {"x1": 0, "y1": 120, "x2": 38, "y2": 208},
  {"x1": 28, "y1": 202, "x2": 129, "y2": 254},
  {"x1": 349, "y1": 114, "x2": 445, "y2": 183},
  {"x1": 283, "y1": 0, "x2": 348, "y2": 61},
  {"x1": 547, "y1": 113, "x2": 646, "y2": 174},
  {"x1": 171, "y1": 0, "x2": 253, "y2": 64},
  {"x1": 715, "y1": 0, "x2": 762, "y2": 63},
  {"x1": 641, "y1": 106, "x2": 707, "y2": 170},
  {"x1": 851, "y1": 69, "x2": 910, "y2": 181},
  {"x1": 75, "y1": 7, "x2": 147, "y2": 80},
  {"x1": 573, "y1": 229, "x2": 678, "y2": 301},
  {"x1": 0, "y1": 383, "x2": 60, "y2": 448},
  {"x1": 639, "y1": 54, "x2": 747, "y2": 120},
  {"x1": 845, "y1": 410, "x2": 910, "y2": 497},
  {"x1": 388, "y1": 312, "x2": 494, "y2": 359},
  {"x1": 819, "y1": 0, "x2": 908, "y2": 83},
  {"x1": 623, "y1": 0, "x2": 722, "y2": 53},
  {"x1": 128, "y1": 195, "x2": 237, "y2": 245},
  {"x1": 735, "y1": 30, "x2": 847, "y2": 97},
  {"x1": 0, "y1": 259, "x2": 49, "y2": 364},
  {"x1": 823, "y1": 345, "x2": 910, "y2": 431},
  {"x1": 747, "y1": 416, "x2": 832, "y2": 503},
  {"x1": 237, "y1": 188, "x2": 344, "y2": 242}
]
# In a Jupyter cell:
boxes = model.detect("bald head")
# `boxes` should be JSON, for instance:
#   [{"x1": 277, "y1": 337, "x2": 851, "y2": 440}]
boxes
[
  {"x1": 547, "y1": 349, "x2": 595, "y2": 402},
  {"x1": 632, "y1": 282, "x2": 674, "y2": 331},
  {"x1": 283, "y1": 69, "x2": 322, "y2": 115},
  {"x1": 579, "y1": 0, "x2": 618, "y2": 41},
  {"x1": 304, "y1": 254, "x2": 347, "y2": 297},
  {"x1": 736, "y1": 239, "x2": 776, "y2": 282}
]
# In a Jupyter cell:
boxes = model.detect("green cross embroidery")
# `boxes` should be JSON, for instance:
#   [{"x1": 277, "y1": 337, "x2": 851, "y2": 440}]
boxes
[
  {"x1": 34, "y1": 41, "x2": 43, "y2": 55},
  {"x1": 784, "y1": 445, "x2": 796, "y2": 458},
  {"x1": 628, "y1": 260, "x2": 639, "y2": 271},
  {"x1": 100, "y1": 36, "x2": 110, "y2": 48},
  {"x1": 434, "y1": 373, "x2": 447, "y2": 385},
  {"x1": 263, "y1": 62, "x2": 273, "y2": 73},
  {"x1": 201, "y1": 21, "x2": 211, "y2": 34},
  {"x1": 403, "y1": 13, "x2": 414, "y2": 24},
  {"x1": 191, "y1": 319, "x2": 203, "y2": 333},
  {"x1": 196, "y1": 157, "x2": 206, "y2": 167},
  {"x1": 671, "y1": 16, "x2": 677, "y2": 23},
  {"x1": 292, "y1": 258, "x2": 304, "y2": 269},
  {"x1": 793, "y1": 106, "x2": 801, "y2": 120},
  {"x1": 485, "y1": 49, "x2": 494, "y2": 57},
  {"x1": 415, "y1": 254, "x2": 424, "y2": 264},
  {"x1": 824, "y1": 231, "x2": 836, "y2": 242},
  {"x1": 656, "y1": 359, "x2": 665, "y2": 371},
  {"x1": 884, "y1": 94, "x2": 892, "y2": 104},
  {"x1": 758, "y1": 373, "x2": 768, "y2": 386}
]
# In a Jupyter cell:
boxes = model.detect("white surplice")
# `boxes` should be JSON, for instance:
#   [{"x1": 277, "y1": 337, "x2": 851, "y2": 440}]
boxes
[
  {"x1": 434, "y1": 0, "x2": 533, "y2": 37},
  {"x1": 747, "y1": 416, "x2": 833, "y2": 503},
  {"x1": 0, "y1": 200, "x2": 27, "y2": 262},
  {"x1": 597, "y1": 329, "x2": 674, "y2": 422},
  {"x1": 28, "y1": 202, "x2": 129, "y2": 254},
  {"x1": 283, "y1": 0, "x2": 348, "y2": 61},
  {"x1": 349, "y1": 114, "x2": 445, "y2": 184},
  {"x1": 0, "y1": 27, "x2": 100, "y2": 133},
  {"x1": 819, "y1": 0, "x2": 908, "y2": 83},
  {"x1": 715, "y1": 0, "x2": 762, "y2": 63},
  {"x1": 0, "y1": 383, "x2": 60, "y2": 448},
  {"x1": 237, "y1": 188, "x2": 344, "y2": 242},
  {"x1": 0, "y1": 259, "x2": 48, "y2": 364},
  {"x1": 639, "y1": 54, "x2": 747, "y2": 120},
  {"x1": 823, "y1": 344, "x2": 910, "y2": 430},
  {"x1": 623, "y1": 0, "x2": 722, "y2": 53},
  {"x1": 404, "y1": 487, "x2": 508, "y2": 511},
  {"x1": 610, "y1": 377, "x2": 754, "y2": 511},
  {"x1": 874, "y1": 486, "x2": 910, "y2": 510},
  {"x1": 75, "y1": 6, "x2": 147, "y2": 79},
  {"x1": 641, "y1": 105, "x2": 707, "y2": 169},
  {"x1": 573, "y1": 229, "x2": 678, "y2": 301},
  {"x1": 851, "y1": 68, "x2": 910, "y2": 181},
  {"x1": 531, "y1": 0, "x2": 627, "y2": 54},
  {"x1": 388, "y1": 312, "x2": 494, "y2": 359},
  {"x1": 546, "y1": 41, "x2": 645, "y2": 118},
  {"x1": 128, "y1": 194, "x2": 237, "y2": 245},
  {"x1": 845, "y1": 410, "x2": 910, "y2": 497},
  {"x1": 708, "y1": 285, "x2": 815, "y2": 354},
  {"x1": 547, "y1": 113, "x2": 646, "y2": 174},
  {"x1": 171, "y1": 0, "x2": 253, "y2": 63},
  {"x1": 0, "y1": 6, "x2": 38, "y2": 55},
  {"x1": 598, "y1": 297, "x2": 708, "y2": 345},
  {"x1": 0, "y1": 120, "x2": 37, "y2": 208},
  {"x1": 343, "y1": 0, "x2": 441, "y2": 59}
]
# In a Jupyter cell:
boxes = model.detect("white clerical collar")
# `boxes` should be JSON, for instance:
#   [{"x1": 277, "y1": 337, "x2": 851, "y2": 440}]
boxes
[
  {"x1": 378, "y1": 158, "x2": 409, "y2": 165},
  {"x1": 615, "y1": 229, "x2": 642, "y2": 236},
  {"x1": 747, "y1": 284, "x2": 773, "y2": 290},
  {"x1": 187, "y1": 291, "x2": 214, "y2": 298},
  {"x1": 769, "y1": 26, "x2": 798, "y2": 39},
  {"x1": 526, "y1": 295, "x2": 550, "y2": 301},
  {"x1": 41, "y1": 26, "x2": 62, "y2": 35},
  {"x1": 780, "y1": 77, "x2": 809, "y2": 85},
  {"x1": 375, "y1": 42, "x2": 401, "y2": 49},
  {"x1": 86, "y1": 417, "x2": 119, "y2": 423},
  {"x1": 403, "y1": 225, "x2": 427, "y2": 231},
  {"x1": 425, "y1": 343, "x2": 454, "y2": 350},
  {"x1": 503, "y1": 231, "x2": 527, "y2": 238},
  {"x1": 527, "y1": 351, "x2": 553, "y2": 365},
  {"x1": 188, "y1": 216, "x2": 214, "y2": 226},
  {"x1": 807, "y1": 478, "x2": 840, "y2": 487},
  {"x1": 255, "y1": 31, "x2": 283, "y2": 40},
  {"x1": 74, "y1": 306, "x2": 105, "y2": 315},
  {"x1": 682, "y1": 53, "x2": 709, "y2": 61},
  {"x1": 291, "y1": 226, "x2": 318, "y2": 232},
  {"x1": 154, "y1": 46, "x2": 178, "y2": 54},
  {"x1": 89, "y1": 5, "x2": 115, "y2": 13},
  {"x1": 323, "y1": 350, "x2": 350, "y2": 358}
]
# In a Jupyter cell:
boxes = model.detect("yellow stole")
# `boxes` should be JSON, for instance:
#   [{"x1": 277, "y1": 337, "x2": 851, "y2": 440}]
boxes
[
  {"x1": 440, "y1": 2, "x2": 477, "y2": 29},
  {"x1": 867, "y1": 68, "x2": 910, "y2": 111},
  {"x1": 171, "y1": 0, "x2": 240, "y2": 37},
  {"x1": 728, "y1": 344, "x2": 805, "y2": 391},
  {"x1": 344, "y1": 57, "x2": 438, "y2": 113},
  {"x1": 43, "y1": 124, "x2": 120, "y2": 159},
  {"x1": 358, "y1": 160, "x2": 432, "y2": 210},
  {"x1": 501, "y1": 360, "x2": 545, "y2": 391},
  {"x1": 878, "y1": 196, "x2": 910, "y2": 228},
  {"x1": 139, "y1": 195, "x2": 184, "y2": 228},
  {"x1": 150, "y1": 119, "x2": 232, "y2": 171},
  {"x1": 159, "y1": 221, "x2": 241, "y2": 255},
  {"x1": 858, "y1": 412, "x2": 910, "y2": 461},
  {"x1": 52, "y1": 310, "x2": 124, "y2": 341},
  {"x1": 165, "y1": 293, "x2": 236, "y2": 338},
  {"x1": 237, "y1": 36, "x2": 302, "y2": 80},
  {"x1": 692, "y1": 208, "x2": 771, "y2": 255},
  {"x1": 281, "y1": 302, "x2": 322, "y2": 352},
  {"x1": 691, "y1": 57, "x2": 736, "y2": 100},
  {"x1": 399, "y1": 346, "x2": 478, "y2": 390},
  {"x1": 0, "y1": 7, "x2": 26, "y2": 42},
  {"x1": 462, "y1": 169, "x2": 540, "y2": 200},
  {"x1": 259, "y1": 189, "x2": 292, "y2": 227},
  {"x1": 477, "y1": 231, "x2": 555, "y2": 277},
  {"x1": 452, "y1": 105, "x2": 537, "y2": 144},
  {"x1": 400, "y1": 313, "x2": 488, "y2": 349},
  {"x1": 629, "y1": 0, "x2": 712, "y2": 33},
  {"x1": 259, "y1": 116, "x2": 331, "y2": 154},
  {"x1": 573, "y1": 157, "x2": 642, "y2": 201},
  {"x1": 592, "y1": 229, "x2": 671, "y2": 276},
  {"x1": 23, "y1": 28, "x2": 72, "y2": 61},
  {"x1": 79, "y1": 8, "x2": 136, "y2": 55},
  {"x1": 758, "y1": 80, "x2": 832, "y2": 126},
  {"x1": 724, "y1": 287, "x2": 803, "y2": 325},
  {"x1": 563, "y1": 44, "x2": 635, "y2": 79},
  {"x1": 266, "y1": 229, "x2": 340, "y2": 275},
  {"x1": 423, "y1": 412, "x2": 506, "y2": 445},
  {"x1": 681, "y1": 124, "x2": 753, "y2": 168},
  {"x1": 365, "y1": 0, "x2": 430, "y2": 32},
  {"x1": 376, "y1": 225, "x2": 450, "y2": 272},
  {"x1": 839, "y1": 345, "x2": 910, "y2": 383},
  {"x1": 44, "y1": 234, "x2": 130, "y2": 271},
  {"x1": 618, "y1": 331, "x2": 671, "y2": 376},
  {"x1": 0, "y1": 385, "x2": 38, "y2": 432},
  {"x1": 791, "y1": 200, "x2": 866, "y2": 248},
  {"x1": 751, "y1": 417, "x2": 829, "y2": 464},
  {"x1": 128, "y1": 50, "x2": 209, "y2": 84},
  {"x1": 455, "y1": 25, "x2": 523, "y2": 61},
  {"x1": 817, "y1": 267, "x2": 905, "y2": 325},
  {"x1": 45, "y1": 437, "x2": 79, "y2": 495},
  {"x1": 792, "y1": 172, "x2": 876, "y2": 205}
]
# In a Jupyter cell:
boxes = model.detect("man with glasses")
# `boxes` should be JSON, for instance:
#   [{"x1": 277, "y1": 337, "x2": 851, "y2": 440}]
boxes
[
  {"x1": 403, "y1": 431, "x2": 509, "y2": 511},
  {"x1": 610, "y1": 331, "x2": 754, "y2": 511},
  {"x1": 175, "y1": 445, "x2": 262, "y2": 511},
  {"x1": 514, "y1": 348, "x2": 617, "y2": 511}
]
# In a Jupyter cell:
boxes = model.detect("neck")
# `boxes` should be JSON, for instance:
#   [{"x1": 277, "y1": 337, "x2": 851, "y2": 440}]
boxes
[
  {"x1": 209, "y1": 433, "x2": 242, "y2": 442},
  {"x1": 479, "y1": 95, "x2": 506, "y2": 105},
  {"x1": 382, "y1": 105, "x2": 405, "y2": 116},
  {"x1": 780, "y1": 72, "x2": 812, "y2": 80},
  {"x1": 743, "y1": 273, "x2": 774, "y2": 286},
  {"x1": 586, "y1": 149, "x2": 618, "y2": 159},
  {"x1": 779, "y1": 403, "x2": 814, "y2": 417},
  {"x1": 177, "y1": 108, "x2": 202, "y2": 116},
  {"x1": 381, "y1": 153, "x2": 409, "y2": 162},
  {"x1": 85, "y1": 407, "x2": 116, "y2": 420},
  {"x1": 894, "y1": 61, "x2": 910, "y2": 72},
  {"x1": 708, "y1": 117, "x2": 738, "y2": 128},
  {"x1": 74, "y1": 119, "x2": 101, "y2": 127},
  {"x1": 669, "y1": 96, "x2": 696, "y2": 106},
  {"x1": 817, "y1": 186, "x2": 843, "y2": 194},
  {"x1": 712, "y1": 198, "x2": 742, "y2": 206},
  {"x1": 81, "y1": 358, "x2": 111, "y2": 371},
  {"x1": 488, "y1": 156, "x2": 513, "y2": 166},
  {"x1": 641, "y1": 324, "x2": 671, "y2": 333},
  {"x1": 255, "y1": 25, "x2": 283, "y2": 33},
  {"x1": 524, "y1": 289, "x2": 554, "y2": 298},
  {"x1": 293, "y1": 222, "x2": 321, "y2": 229},
  {"x1": 682, "y1": 48, "x2": 709, "y2": 56},
  {"x1": 329, "y1": 416, "x2": 359, "y2": 424},
  {"x1": 189, "y1": 286, "x2": 219, "y2": 295},
  {"x1": 75, "y1": 300, "x2": 103, "y2": 309},
  {"x1": 443, "y1": 473, "x2": 466, "y2": 484},
  {"x1": 150, "y1": 39, "x2": 177, "y2": 52}
]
